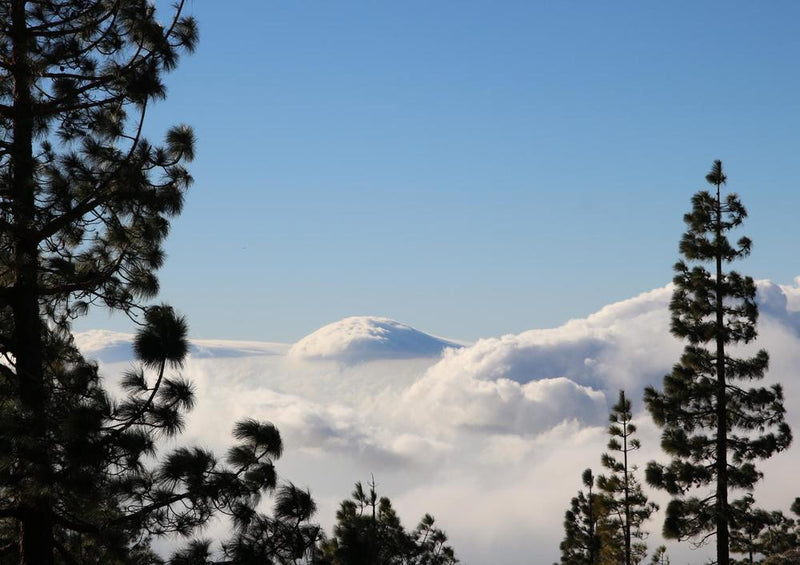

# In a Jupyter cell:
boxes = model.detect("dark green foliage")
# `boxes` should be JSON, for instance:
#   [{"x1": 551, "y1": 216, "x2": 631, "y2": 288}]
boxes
[
  {"x1": 0, "y1": 3, "x2": 323, "y2": 563},
  {"x1": 729, "y1": 495, "x2": 800, "y2": 565},
  {"x1": 558, "y1": 469, "x2": 602, "y2": 565},
  {"x1": 729, "y1": 494, "x2": 786, "y2": 565},
  {"x1": 648, "y1": 546, "x2": 669, "y2": 565},
  {"x1": 168, "y1": 540, "x2": 212, "y2": 565},
  {"x1": 134, "y1": 305, "x2": 191, "y2": 368},
  {"x1": 318, "y1": 480, "x2": 457, "y2": 565},
  {"x1": 644, "y1": 161, "x2": 792, "y2": 565},
  {"x1": 0, "y1": 0, "x2": 199, "y2": 329},
  {"x1": 597, "y1": 391, "x2": 657, "y2": 565},
  {"x1": 761, "y1": 550, "x2": 800, "y2": 565},
  {"x1": 411, "y1": 514, "x2": 458, "y2": 565},
  {"x1": 0, "y1": 305, "x2": 322, "y2": 564},
  {"x1": 2, "y1": 0, "x2": 199, "y2": 560},
  {"x1": 218, "y1": 483, "x2": 323, "y2": 565}
]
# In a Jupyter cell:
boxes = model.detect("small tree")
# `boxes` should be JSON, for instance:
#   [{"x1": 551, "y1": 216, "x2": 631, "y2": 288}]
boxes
[
  {"x1": 559, "y1": 469, "x2": 603, "y2": 565},
  {"x1": 648, "y1": 546, "x2": 669, "y2": 565},
  {"x1": 411, "y1": 514, "x2": 458, "y2": 565},
  {"x1": 729, "y1": 493, "x2": 774, "y2": 565},
  {"x1": 319, "y1": 480, "x2": 457, "y2": 565},
  {"x1": 762, "y1": 550, "x2": 800, "y2": 565},
  {"x1": 730, "y1": 495, "x2": 800, "y2": 565},
  {"x1": 644, "y1": 160, "x2": 792, "y2": 565},
  {"x1": 597, "y1": 391, "x2": 658, "y2": 565}
]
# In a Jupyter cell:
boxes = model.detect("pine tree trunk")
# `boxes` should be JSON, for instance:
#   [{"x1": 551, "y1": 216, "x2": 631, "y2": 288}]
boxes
[
  {"x1": 623, "y1": 411, "x2": 631, "y2": 565},
  {"x1": 714, "y1": 184, "x2": 729, "y2": 565},
  {"x1": 10, "y1": 1, "x2": 54, "y2": 563},
  {"x1": 588, "y1": 484, "x2": 596, "y2": 565}
]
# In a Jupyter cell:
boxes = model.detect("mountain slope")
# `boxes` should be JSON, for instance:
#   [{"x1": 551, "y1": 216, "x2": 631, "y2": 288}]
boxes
[{"x1": 288, "y1": 316, "x2": 462, "y2": 363}]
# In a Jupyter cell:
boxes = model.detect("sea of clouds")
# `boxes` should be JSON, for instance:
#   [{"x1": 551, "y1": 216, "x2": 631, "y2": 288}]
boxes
[{"x1": 75, "y1": 278, "x2": 800, "y2": 565}]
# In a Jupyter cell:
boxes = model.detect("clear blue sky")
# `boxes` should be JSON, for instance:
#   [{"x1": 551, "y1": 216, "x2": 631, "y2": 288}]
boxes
[{"x1": 76, "y1": 1, "x2": 800, "y2": 342}]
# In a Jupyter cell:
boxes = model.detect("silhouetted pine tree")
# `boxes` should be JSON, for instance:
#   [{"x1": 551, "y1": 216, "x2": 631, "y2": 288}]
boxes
[
  {"x1": 0, "y1": 0, "x2": 197, "y2": 561},
  {"x1": 729, "y1": 495, "x2": 800, "y2": 565},
  {"x1": 648, "y1": 546, "x2": 669, "y2": 565},
  {"x1": 762, "y1": 549, "x2": 800, "y2": 565},
  {"x1": 219, "y1": 482, "x2": 323, "y2": 564},
  {"x1": 597, "y1": 391, "x2": 657, "y2": 565},
  {"x1": 729, "y1": 493, "x2": 779, "y2": 565},
  {"x1": 644, "y1": 160, "x2": 792, "y2": 565},
  {"x1": 559, "y1": 469, "x2": 603, "y2": 565},
  {"x1": 0, "y1": 3, "x2": 321, "y2": 563},
  {"x1": 319, "y1": 481, "x2": 457, "y2": 565},
  {"x1": 0, "y1": 305, "x2": 322, "y2": 565},
  {"x1": 411, "y1": 514, "x2": 458, "y2": 565}
]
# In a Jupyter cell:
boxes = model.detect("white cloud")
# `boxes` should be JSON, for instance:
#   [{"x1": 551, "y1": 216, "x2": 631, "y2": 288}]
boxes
[
  {"x1": 398, "y1": 371, "x2": 607, "y2": 437},
  {"x1": 81, "y1": 279, "x2": 800, "y2": 565}
]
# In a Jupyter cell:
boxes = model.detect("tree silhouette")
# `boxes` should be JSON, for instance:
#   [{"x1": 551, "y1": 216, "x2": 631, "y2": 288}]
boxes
[
  {"x1": 644, "y1": 160, "x2": 792, "y2": 565},
  {"x1": 728, "y1": 495, "x2": 800, "y2": 565},
  {"x1": 319, "y1": 480, "x2": 457, "y2": 565},
  {"x1": 411, "y1": 514, "x2": 458, "y2": 565},
  {"x1": 219, "y1": 482, "x2": 323, "y2": 564},
  {"x1": 648, "y1": 546, "x2": 669, "y2": 565},
  {"x1": 0, "y1": 305, "x2": 324, "y2": 565},
  {"x1": 597, "y1": 391, "x2": 657, "y2": 565},
  {"x1": 0, "y1": 3, "x2": 322, "y2": 563},
  {"x1": 558, "y1": 469, "x2": 603, "y2": 565},
  {"x1": 1, "y1": 0, "x2": 197, "y2": 560}
]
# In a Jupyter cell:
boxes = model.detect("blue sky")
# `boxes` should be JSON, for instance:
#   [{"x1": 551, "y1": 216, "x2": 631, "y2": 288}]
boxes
[{"x1": 77, "y1": 1, "x2": 800, "y2": 341}]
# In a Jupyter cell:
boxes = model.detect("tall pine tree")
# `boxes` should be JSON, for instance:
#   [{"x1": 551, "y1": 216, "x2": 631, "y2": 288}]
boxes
[
  {"x1": 597, "y1": 390, "x2": 657, "y2": 565},
  {"x1": 0, "y1": 3, "x2": 322, "y2": 564},
  {"x1": 0, "y1": 2, "x2": 197, "y2": 561},
  {"x1": 644, "y1": 160, "x2": 792, "y2": 565}
]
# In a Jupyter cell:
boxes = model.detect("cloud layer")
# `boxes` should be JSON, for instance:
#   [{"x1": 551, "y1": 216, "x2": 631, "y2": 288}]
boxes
[{"x1": 81, "y1": 279, "x2": 800, "y2": 565}]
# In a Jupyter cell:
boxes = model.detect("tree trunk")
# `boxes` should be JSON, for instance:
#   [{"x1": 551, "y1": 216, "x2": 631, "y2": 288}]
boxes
[
  {"x1": 714, "y1": 183, "x2": 729, "y2": 565},
  {"x1": 10, "y1": 1, "x2": 54, "y2": 563},
  {"x1": 622, "y1": 397, "x2": 631, "y2": 565}
]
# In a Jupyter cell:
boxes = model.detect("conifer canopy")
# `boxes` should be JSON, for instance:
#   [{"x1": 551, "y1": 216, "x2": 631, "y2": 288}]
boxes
[{"x1": 644, "y1": 160, "x2": 792, "y2": 565}]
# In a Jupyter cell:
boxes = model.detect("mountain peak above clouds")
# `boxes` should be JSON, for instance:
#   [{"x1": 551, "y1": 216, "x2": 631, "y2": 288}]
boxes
[
  {"x1": 64, "y1": 280, "x2": 800, "y2": 565},
  {"x1": 288, "y1": 316, "x2": 462, "y2": 363}
]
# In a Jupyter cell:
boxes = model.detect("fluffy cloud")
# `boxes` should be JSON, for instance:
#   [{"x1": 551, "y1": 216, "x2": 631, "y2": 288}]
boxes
[
  {"x1": 412, "y1": 284, "x2": 680, "y2": 392},
  {"x1": 399, "y1": 371, "x2": 607, "y2": 436},
  {"x1": 80, "y1": 279, "x2": 800, "y2": 565}
]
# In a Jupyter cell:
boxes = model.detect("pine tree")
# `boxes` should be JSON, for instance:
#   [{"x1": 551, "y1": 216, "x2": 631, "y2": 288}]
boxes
[
  {"x1": 0, "y1": 3, "x2": 322, "y2": 564},
  {"x1": 0, "y1": 304, "x2": 321, "y2": 565},
  {"x1": 319, "y1": 481, "x2": 457, "y2": 565},
  {"x1": 730, "y1": 495, "x2": 800, "y2": 564},
  {"x1": 762, "y1": 550, "x2": 800, "y2": 565},
  {"x1": 411, "y1": 514, "x2": 458, "y2": 565},
  {"x1": 559, "y1": 469, "x2": 603, "y2": 565},
  {"x1": 644, "y1": 160, "x2": 792, "y2": 565},
  {"x1": 729, "y1": 493, "x2": 780, "y2": 565},
  {"x1": 1, "y1": 0, "x2": 197, "y2": 560},
  {"x1": 219, "y1": 482, "x2": 323, "y2": 564},
  {"x1": 597, "y1": 391, "x2": 657, "y2": 565},
  {"x1": 648, "y1": 546, "x2": 669, "y2": 565}
]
